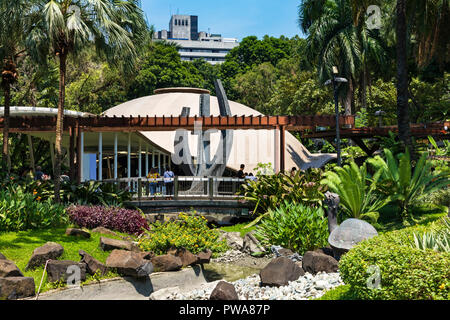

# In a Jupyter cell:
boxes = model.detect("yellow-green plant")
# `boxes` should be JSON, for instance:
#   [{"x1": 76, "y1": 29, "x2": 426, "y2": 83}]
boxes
[{"x1": 138, "y1": 213, "x2": 228, "y2": 256}]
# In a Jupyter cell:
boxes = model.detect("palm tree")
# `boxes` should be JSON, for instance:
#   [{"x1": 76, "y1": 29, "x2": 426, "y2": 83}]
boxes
[
  {"x1": 299, "y1": 0, "x2": 387, "y2": 116},
  {"x1": 26, "y1": 0, "x2": 148, "y2": 202},
  {"x1": 0, "y1": 0, "x2": 33, "y2": 175}
]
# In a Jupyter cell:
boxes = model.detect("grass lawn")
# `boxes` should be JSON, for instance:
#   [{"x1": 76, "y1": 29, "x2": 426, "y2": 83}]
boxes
[
  {"x1": 0, "y1": 227, "x2": 129, "y2": 294},
  {"x1": 220, "y1": 222, "x2": 257, "y2": 237}
]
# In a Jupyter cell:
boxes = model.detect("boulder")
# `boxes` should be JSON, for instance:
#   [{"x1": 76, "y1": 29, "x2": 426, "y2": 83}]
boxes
[
  {"x1": 210, "y1": 281, "x2": 239, "y2": 300},
  {"x1": 328, "y1": 218, "x2": 378, "y2": 259},
  {"x1": 242, "y1": 232, "x2": 266, "y2": 255},
  {"x1": 271, "y1": 246, "x2": 302, "y2": 262},
  {"x1": 0, "y1": 259, "x2": 24, "y2": 278},
  {"x1": 140, "y1": 251, "x2": 155, "y2": 261},
  {"x1": 92, "y1": 227, "x2": 118, "y2": 237},
  {"x1": 46, "y1": 260, "x2": 87, "y2": 283},
  {"x1": 105, "y1": 250, "x2": 153, "y2": 278},
  {"x1": 302, "y1": 251, "x2": 338, "y2": 274},
  {"x1": 151, "y1": 255, "x2": 183, "y2": 272},
  {"x1": 79, "y1": 250, "x2": 108, "y2": 276},
  {"x1": 171, "y1": 248, "x2": 199, "y2": 267},
  {"x1": 196, "y1": 249, "x2": 212, "y2": 264},
  {"x1": 259, "y1": 257, "x2": 305, "y2": 287},
  {"x1": 100, "y1": 237, "x2": 140, "y2": 252},
  {"x1": 0, "y1": 277, "x2": 35, "y2": 300},
  {"x1": 218, "y1": 232, "x2": 243, "y2": 251},
  {"x1": 25, "y1": 242, "x2": 64, "y2": 271},
  {"x1": 65, "y1": 228, "x2": 91, "y2": 239},
  {"x1": 0, "y1": 252, "x2": 6, "y2": 260}
]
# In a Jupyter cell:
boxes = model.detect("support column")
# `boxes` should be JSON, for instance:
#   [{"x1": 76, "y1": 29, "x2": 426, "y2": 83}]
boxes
[
  {"x1": 274, "y1": 128, "x2": 279, "y2": 173},
  {"x1": 98, "y1": 132, "x2": 103, "y2": 181},
  {"x1": 80, "y1": 131, "x2": 84, "y2": 182},
  {"x1": 69, "y1": 127, "x2": 75, "y2": 181},
  {"x1": 49, "y1": 142, "x2": 55, "y2": 176},
  {"x1": 138, "y1": 139, "x2": 142, "y2": 178},
  {"x1": 114, "y1": 133, "x2": 118, "y2": 180},
  {"x1": 280, "y1": 125, "x2": 286, "y2": 173},
  {"x1": 145, "y1": 145, "x2": 149, "y2": 177},
  {"x1": 27, "y1": 135, "x2": 36, "y2": 175},
  {"x1": 76, "y1": 124, "x2": 82, "y2": 184},
  {"x1": 127, "y1": 133, "x2": 131, "y2": 189},
  {"x1": 157, "y1": 151, "x2": 161, "y2": 175}
]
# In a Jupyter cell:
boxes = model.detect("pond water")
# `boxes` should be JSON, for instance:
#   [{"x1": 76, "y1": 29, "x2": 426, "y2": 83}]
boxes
[{"x1": 202, "y1": 262, "x2": 261, "y2": 282}]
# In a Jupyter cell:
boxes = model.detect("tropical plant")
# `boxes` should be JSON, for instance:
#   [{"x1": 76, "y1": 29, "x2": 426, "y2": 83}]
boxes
[
  {"x1": 26, "y1": 0, "x2": 148, "y2": 202},
  {"x1": 240, "y1": 169, "x2": 327, "y2": 227},
  {"x1": 0, "y1": 0, "x2": 34, "y2": 174},
  {"x1": 367, "y1": 148, "x2": 450, "y2": 222},
  {"x1": 254, "y1": 201, "x2": 329, "y2": 255},
  {"x1": 412, "y1": 217, "x2": 450, "y2": 253},
  {"x1": 321, "y1": 160, "x2": 389, "y2": 222},
  {"x1": 0, "y1": 184, "x2": 68, "y2": 231}
]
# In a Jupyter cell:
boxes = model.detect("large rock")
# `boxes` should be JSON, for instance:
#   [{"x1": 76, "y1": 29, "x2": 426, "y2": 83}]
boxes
[
  {"x1": 328, "y1": 218, "x2": 378, "y2": 259},
  {"x1": 92, "y1": 227, "x2": 118, "y2": 237},
  {"x1": 46, "y1": 260, "x2": 87, "y2": 283},
  {"x1": 65, "y1": 228, "x2": 91, "y2": 239},
  {"x1": 170, "y1": 248, "x2": 199, "y2": 267},
  {"x1": 25, "y1": 242, "x2": 64, "y2": 271},
  {"x1": 302, "y1": 251, "x2": 338, "y2": 274},
  {"x1": 242, "y1": 232, "x2": 266, "y2": 255},
  {"x1": 100, "y1": 237, "x2": 140, "y2": 252},
  {"x1": 105, "y1": 250, "x2": 153, "y2": 278},
  {"x1": 0, "y1": 277, "x2": 35, "y2": 300},
  {"x1": 0, "y1": 252, "x2": 6, "y2": 260},
  {"x1": 151, "y1": 255, "x2": 183, "y2": 272},
  {"x1": 196, "y1": 249, "x2": 212, "y2": 264},
  {"x1": 0, "y1": 259, "x2": 24, "y2": 277},
  {"x1": 79, "y1": 250, "x2": 108, "y2": 276},
  {"x1": 210, "y1": 281, "x2": 239, "y2": 300},
  {"x1": 259, "y1": 257, "x2": 305, "y2": 287},
  {"x1": 218, "y1": 232, "x2": 243, "y2": 251}
]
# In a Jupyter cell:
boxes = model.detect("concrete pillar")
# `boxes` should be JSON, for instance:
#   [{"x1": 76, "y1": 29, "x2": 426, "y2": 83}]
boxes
[
  {"x1": 98, "y1": 132, "x2": 103, "y2": 181},
  {"x1": 127, "y1": 133, "x2": 131, "y2": 188},
  {"x1": 114, "y1": 133, "x2": 118, "y2": 179}
]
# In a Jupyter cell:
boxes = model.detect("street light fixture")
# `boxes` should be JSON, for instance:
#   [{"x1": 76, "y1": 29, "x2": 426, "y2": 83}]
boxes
[{"x1": 325, "y1": 66, "x2": 348, "y2": 167}]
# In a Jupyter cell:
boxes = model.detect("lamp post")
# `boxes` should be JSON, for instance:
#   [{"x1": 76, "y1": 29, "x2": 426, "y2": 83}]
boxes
[{"x1": 325, "y1": 66, "x2": 348, "y2": 167}]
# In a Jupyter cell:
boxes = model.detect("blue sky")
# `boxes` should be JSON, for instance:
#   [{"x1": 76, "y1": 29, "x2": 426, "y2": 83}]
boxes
[{"x1": 141, "y1": 0, "x2": 304, "y2": 41}]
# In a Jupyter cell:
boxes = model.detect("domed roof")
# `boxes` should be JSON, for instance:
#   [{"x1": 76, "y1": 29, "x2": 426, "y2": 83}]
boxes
[{"x1": 103, "y1": 89, "x2": 336, "y2": 172}]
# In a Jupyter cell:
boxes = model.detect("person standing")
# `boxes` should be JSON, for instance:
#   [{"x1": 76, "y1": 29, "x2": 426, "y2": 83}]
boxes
[
  {"x1": 147, "y1": 167, "x2": 159, "y2": 196},
  {"x1": 237, "y1": 164, "x2": 245, "y2": 179},
  {"x1": 163, "y1": 167, "x2": 175, "y2": 197}
]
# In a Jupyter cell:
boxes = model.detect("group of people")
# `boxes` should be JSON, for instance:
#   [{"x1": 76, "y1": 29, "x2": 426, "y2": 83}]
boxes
[
  {"x1": 236, "y1": 164, "x2": 258, "y2": 182},
  {"x1": 146, "y1": 167, "x2": 175, "y2": 197}
]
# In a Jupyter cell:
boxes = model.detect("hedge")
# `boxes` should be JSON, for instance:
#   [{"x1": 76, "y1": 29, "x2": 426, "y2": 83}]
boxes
[{"x1": 338, "y1": 222, "x2": 450, "y2": 300}]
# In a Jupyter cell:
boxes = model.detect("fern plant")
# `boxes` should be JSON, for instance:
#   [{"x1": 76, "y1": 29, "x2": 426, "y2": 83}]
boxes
[
  {"x1": 321, "y1": 161, "x2": 389, "y2": 223},
  {"x1": 367, "y1": 148, "x2": 450, "y2": 222}
]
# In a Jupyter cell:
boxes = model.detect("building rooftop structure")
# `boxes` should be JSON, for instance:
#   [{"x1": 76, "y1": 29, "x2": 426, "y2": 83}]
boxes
[{"x1": 154, "y1": 14, "x2": 239, "y2": 65}]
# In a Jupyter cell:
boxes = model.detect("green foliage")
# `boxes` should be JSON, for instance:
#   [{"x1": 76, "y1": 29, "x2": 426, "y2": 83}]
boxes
[
  {"x1": 138, "y1": 213, "x2": 228, "y2": 256},
  {"x1": 240, "y1": 168, "x2": 326, "y2": 227},
  {"x1": 321, "y1": 161, "x2": 390, "y2": 222},
  {"x1": 316, "y1": 285, "x2": 359, "y2": 300},
  {"x1": 254, "y1": 201, "x2": 329, "y2": 255},
  {"x1": 367, "y1": 148, "x2": 450, "y2": 221},
  {"x1": 0, "y1": 185, "x2": 68, "y2": 231},
  {"x1": 412, "y1": 217, "x2": 450, "y2": 253},
  {"x1": 338, "y1": 222, "x2": 450, "y2": 300}
]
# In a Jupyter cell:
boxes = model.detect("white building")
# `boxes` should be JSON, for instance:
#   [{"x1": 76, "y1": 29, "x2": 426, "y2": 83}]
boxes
[{"x1": 154, "y1": 15, "x2": 239, "y2": 65}]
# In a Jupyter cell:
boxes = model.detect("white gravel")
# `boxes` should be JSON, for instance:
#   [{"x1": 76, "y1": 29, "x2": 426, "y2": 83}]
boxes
[{"x1": 155, "y1": 271, "x2": 343, "y2": 300}]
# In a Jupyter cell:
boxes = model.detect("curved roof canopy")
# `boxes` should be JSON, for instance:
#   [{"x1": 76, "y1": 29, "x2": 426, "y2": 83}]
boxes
[{"x1": 103, "y1": 89, "x2": 336, "y2": 172}]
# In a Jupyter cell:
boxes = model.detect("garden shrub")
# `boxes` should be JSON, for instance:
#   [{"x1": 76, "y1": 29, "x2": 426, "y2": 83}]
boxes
[
  {"x1": 67, "y1": 205, "x2": 149, "y2": 235},
  {"x1": 254, "y1": 201, "x2": 329, "y2": 255},
  {"x1": 0, "y1": 187, "x2": 68, "y2": 232},
  {"x1": 339, "y1": 221, "x2": 450, "y2": 300},
  {"x1": 137, "y1": 213, "x2": 228, "y2": 256}
]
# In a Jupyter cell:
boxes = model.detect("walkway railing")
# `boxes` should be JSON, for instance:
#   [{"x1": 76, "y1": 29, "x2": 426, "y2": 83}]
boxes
[{"x1": 99, "y1": 176, "x2": 248, "y2": 201}]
